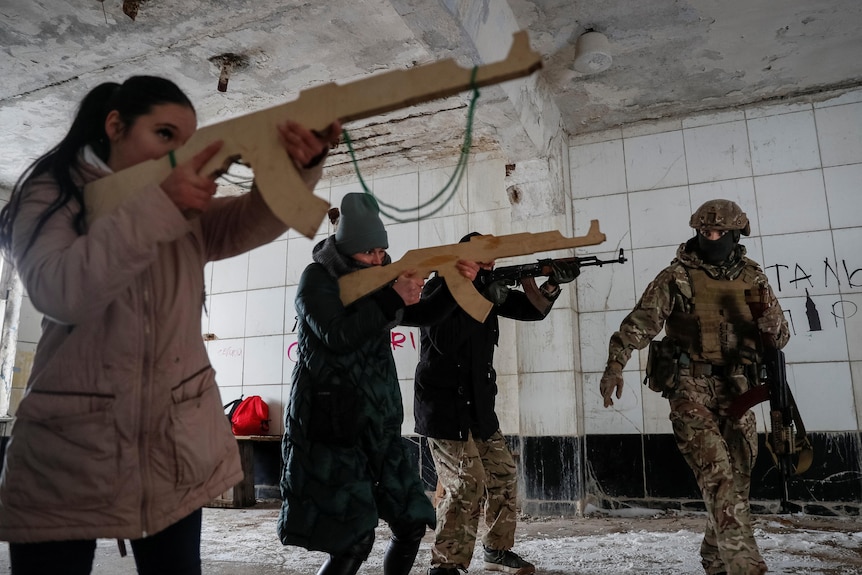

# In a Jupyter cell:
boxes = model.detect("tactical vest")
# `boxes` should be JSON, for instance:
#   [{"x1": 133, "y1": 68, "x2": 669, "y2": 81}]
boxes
[{"x1": 665, "y1": 267, "x2": 760, "y2": 365}]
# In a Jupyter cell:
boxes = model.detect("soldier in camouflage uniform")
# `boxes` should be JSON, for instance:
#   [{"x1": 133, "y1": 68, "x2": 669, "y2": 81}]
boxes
[
  {"x1": 414, "y1": 232, "x2": 579, "y2": 575},
  {"x1": 599, "y1": 200, "x2": 789, "y2": 575}
]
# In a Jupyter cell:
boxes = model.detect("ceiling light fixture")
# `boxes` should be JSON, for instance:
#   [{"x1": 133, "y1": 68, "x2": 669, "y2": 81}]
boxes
[{"x1": 573, "y1": 31, "x2": 612, "y2": 74}]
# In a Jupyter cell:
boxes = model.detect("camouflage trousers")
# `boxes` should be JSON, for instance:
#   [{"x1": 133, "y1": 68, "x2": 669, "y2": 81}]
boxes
[
  {"x1": 669, "y1": 371, "x2": 768, "y2": 575},
  {"x1": 427, "y1": 430, "x2": 518, "y2": 569}
]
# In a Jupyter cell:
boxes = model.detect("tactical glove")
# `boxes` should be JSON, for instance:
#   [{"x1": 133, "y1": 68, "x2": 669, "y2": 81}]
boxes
[
  {"x1": 548, "y1": 260, "x2": 580, "y2": 286},
  {"x1": 539, "y1": 280, "x2": 561, "y2": 300},
  {"x1": 483, "y1": 279, "x2": 515, "y2": 305},
  {"x1": 757, "y1": 314, "x2": 783, "y2": 336},
  {"x1": 600, "y1": 362, "x2": 624, "y2": 408}
]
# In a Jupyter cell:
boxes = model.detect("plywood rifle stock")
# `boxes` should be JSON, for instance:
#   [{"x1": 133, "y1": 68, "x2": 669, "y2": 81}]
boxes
[
  {"x1": 338, "y1": 220, "x2": 606, "y2": 322},
  {"x1": 84, "y1": 31, "x2": 542, "y2": 238}
]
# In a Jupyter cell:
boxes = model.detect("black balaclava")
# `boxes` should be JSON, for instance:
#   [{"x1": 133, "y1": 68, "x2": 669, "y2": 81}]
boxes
[{"x1": 697, "y1": 230, "x2": 738, "y2": 264}]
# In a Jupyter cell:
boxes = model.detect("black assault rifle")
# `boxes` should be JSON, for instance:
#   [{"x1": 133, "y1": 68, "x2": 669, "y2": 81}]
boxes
[
  {"x1": 477, "y1": 249, "x2": 627, "y2": 310},
  {"x1": 728, "y1": 286, "x2": 813, "y2": 513},
  {"x1": 482, "y1": 248, "x2": 627, "y2": 286}
]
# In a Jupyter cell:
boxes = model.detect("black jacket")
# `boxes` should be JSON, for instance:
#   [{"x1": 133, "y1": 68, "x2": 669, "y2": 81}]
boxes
[
  {"x1": 279, "y1": 237, "x2": 455, "y2": 554},
  {"x1": 413, "y1": 275, "x2": 552, "y2": 441}
]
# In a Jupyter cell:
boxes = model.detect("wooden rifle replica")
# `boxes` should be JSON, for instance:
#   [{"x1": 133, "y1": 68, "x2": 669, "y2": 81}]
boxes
[
  {"x1": 83, "y1": 31, "x2": 542, "y2": 238},
  {"x1": 728, "y1": 286, "x2": 813, "y2": 512},
  {"x1": 338, "y1": 220, "x2": 607, "y2": 323}
]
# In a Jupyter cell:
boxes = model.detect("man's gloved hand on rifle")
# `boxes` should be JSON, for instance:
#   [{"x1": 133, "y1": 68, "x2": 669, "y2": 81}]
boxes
[
  {"x1": 539, "y1": 260, "x2": 579, "y2": 299},
  {"x1": 548, "y1": 260, "x2": 580, "y2": 286},
  {"x1": 483, "y1": 279, "x2": 516, "y2": 305}
]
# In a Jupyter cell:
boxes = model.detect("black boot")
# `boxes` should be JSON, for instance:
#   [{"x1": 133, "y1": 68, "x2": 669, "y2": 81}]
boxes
[
  {"x1": 317, "y1": 531, "x2": 375, "y2": 575},
  {"x1": 316, "y1": 554, "x2": 364, "y2": 575},
  {"x1": 383, "y1": 521, "x2": 427, "y2": 575}
]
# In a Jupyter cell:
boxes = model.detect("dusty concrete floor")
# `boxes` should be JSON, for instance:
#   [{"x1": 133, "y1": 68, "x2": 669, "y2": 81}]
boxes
[{"x1": 1, "y1": 504, "x2": 860, "y2": 574}]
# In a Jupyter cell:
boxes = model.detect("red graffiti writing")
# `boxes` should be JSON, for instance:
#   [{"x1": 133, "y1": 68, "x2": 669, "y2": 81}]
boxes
[
  {"x1": 286, "y1": 341, "x2": 298, "y2": 363},
  {"x1": 391, "y1": 330, "x2": 417, "y2": 351},
  {"x1": 283, "y1": 331, "x2": 417, "y2": 366}
]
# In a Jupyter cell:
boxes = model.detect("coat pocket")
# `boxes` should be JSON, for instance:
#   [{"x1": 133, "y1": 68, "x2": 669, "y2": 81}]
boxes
[
  {"x1": 3, "y1": 397, "x2": 119, "y2": 510},
  {"x1": 170, "y1": 382, "x2": 232, "y2": 487},
  {"x1": 644, "y1": 337, "x2": 681, "y2": 396}
]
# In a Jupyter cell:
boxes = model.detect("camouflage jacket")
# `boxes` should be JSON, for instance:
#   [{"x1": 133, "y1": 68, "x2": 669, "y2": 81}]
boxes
[{"x1": 607, "y1": 238, "x2": 790, "y2": 369}]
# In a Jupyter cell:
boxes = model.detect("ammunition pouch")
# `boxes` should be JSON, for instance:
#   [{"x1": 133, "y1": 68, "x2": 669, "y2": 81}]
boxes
[{"x1": 643, "y1": 337, "x2": 682, "y2": 396}]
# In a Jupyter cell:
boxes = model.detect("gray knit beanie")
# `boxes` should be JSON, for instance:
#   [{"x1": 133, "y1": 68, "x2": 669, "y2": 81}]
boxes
[{"x1": 335, "y1": 193, "x2": 388, "y2": 255}]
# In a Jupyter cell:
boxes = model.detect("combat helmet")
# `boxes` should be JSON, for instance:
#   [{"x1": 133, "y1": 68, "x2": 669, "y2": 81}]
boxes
[{"x1": 689, "y1": 199, "x2": 750, "y2": 236}]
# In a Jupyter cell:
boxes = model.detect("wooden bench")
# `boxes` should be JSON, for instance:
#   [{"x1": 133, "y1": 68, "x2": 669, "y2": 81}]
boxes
[{"x1": 208, "y1": 435, "x2": 281, "y2": 508}]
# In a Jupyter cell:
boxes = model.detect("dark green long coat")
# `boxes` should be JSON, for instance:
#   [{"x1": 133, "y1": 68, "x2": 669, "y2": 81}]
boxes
[{"x1": 277, "y1": 240, "x2": 441, "y2": 555}]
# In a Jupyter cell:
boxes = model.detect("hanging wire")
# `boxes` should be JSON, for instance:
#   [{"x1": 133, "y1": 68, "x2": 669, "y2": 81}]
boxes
[{"x1": 342, "y1": 66, "x2": 480, "y2": 223}]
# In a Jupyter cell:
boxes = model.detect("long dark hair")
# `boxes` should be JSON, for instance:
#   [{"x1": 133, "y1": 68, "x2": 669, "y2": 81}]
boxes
[{"x1": 0, "y1": 75, "x2": 194, "y2": 258}]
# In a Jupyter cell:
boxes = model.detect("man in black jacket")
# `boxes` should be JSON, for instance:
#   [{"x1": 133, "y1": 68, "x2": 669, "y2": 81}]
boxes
[{"x1": 414, "y1": 232, "x2": 578, "y2": 575}]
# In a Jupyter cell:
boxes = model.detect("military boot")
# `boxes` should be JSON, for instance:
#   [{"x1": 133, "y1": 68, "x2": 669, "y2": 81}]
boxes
[{"x1": 483, "y1": 546, "x2": 536, "y2": 575}]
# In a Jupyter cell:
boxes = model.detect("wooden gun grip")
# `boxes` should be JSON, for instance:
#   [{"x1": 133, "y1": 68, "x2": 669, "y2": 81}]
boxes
[
  {"x1": 245, "y1": 146, "x2": 330, "y2": 239},
  {"x1": 440, "y1": 267, "x2": 493, "y2": 323}
]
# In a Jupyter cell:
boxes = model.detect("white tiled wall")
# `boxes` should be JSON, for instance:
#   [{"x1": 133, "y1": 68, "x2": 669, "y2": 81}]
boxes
[
  {"x1": 571, "y1": 88, "x2": 862, "y2": 434},
  {"x1": 520, "y1": 371, "x2": 578, "y2": 436},
  {"x1": 824, "y1": 164, "x2": 862, "y2": 229},
  {"x1": 623, "y1": 129, "x2": 688, "y2": 191},
  {"x1": 683, "y1": 119, "x2": 751, "y2": 183},
  {"x1": 747, "y1": 109, "x2": 821, "y2": 175},
  {"x1": 247, "y1": 240, "x2": 288, "y2": 290}
]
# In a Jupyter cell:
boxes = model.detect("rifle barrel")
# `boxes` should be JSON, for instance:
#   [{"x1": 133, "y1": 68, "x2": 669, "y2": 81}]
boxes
[{"x1": 575, "y1": 248, "x2": 628, "y2": 267}]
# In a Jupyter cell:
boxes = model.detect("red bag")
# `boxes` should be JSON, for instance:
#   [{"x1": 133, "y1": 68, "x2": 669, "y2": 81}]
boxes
[{"x1": 225, "y1": 396, "x2": 270, "y2": 436}]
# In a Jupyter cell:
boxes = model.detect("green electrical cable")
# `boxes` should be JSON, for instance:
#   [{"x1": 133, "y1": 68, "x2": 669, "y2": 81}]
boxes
[{"x1": 342, "y1": 66, "x2": 480, "y2": 223}]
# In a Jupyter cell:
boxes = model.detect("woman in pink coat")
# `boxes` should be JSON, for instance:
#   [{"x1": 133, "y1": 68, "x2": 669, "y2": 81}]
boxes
[{"x1": 0, "y1": 75, "x2": 339, "y2": 575}]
